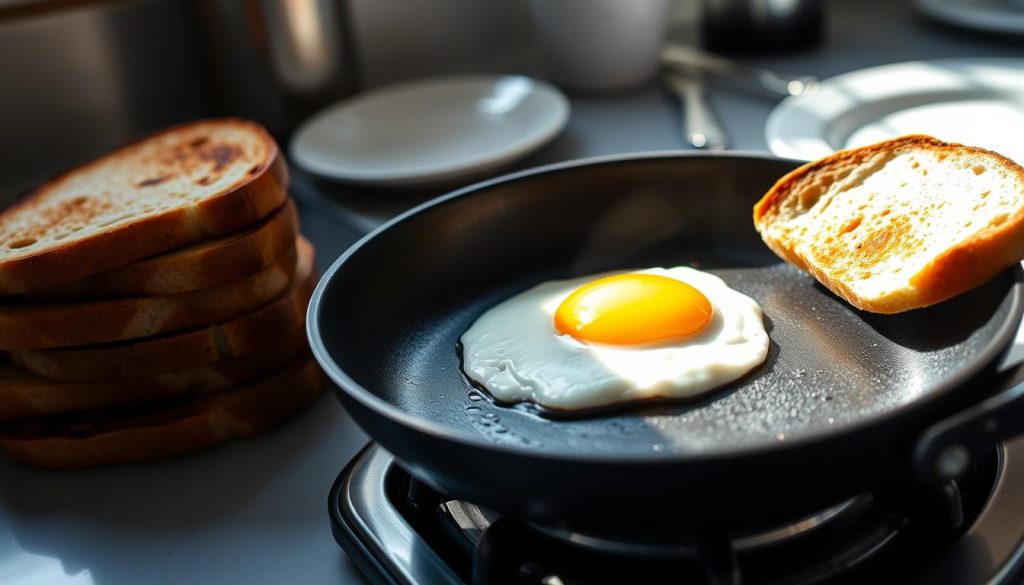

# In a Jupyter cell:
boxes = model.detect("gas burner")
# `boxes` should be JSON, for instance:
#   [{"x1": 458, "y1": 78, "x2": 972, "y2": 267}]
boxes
[
  {"x1": 444, "y1": 496, "x2": 865, "y2": 557},
  {"x1": 330, "y1": 440, "x2": 1024, "y2": 584}
]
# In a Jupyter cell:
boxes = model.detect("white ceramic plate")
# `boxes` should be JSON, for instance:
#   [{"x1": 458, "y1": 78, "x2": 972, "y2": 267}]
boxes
[
  {"x1": 915, "y1": 0, "x2": 1024, "y2": 35},
  {"x1": 765, "y1": 58, "x2": 1024, "y2": 163},
  {"x1": 290, "y1": 75, "x2": 570, "y2": 188}
]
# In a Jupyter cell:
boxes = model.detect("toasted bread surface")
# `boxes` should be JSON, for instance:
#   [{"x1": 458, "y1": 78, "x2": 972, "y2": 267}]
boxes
[
  {"x1": 0, "y1": 358, "x2": 326, "y2": 468},
  {"x1": 0, "y1": 119, "x2": 288, "y2": 295},
  {"x1": 33, "y1": 198, "x2": 299, "y2": 299},
  {"x1": 0, "y1": 237, "x2": 307, "y2": 350},
  {"x1": 10, "y1": 238, "x2": 315, "y2": 379},
  {"x1": 753, "y1": 135, "x2": 1024, "y2": 313},
  {"x1": 0, "y1": 327, "x2": 310, "y2": 421}
]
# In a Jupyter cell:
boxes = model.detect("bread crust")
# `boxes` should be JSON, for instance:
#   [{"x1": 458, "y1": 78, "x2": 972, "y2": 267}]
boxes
[
  {"x1": 0, "y1": 119, "x2": 288, "y2": 295},
  {"x1": 0, "y1": 359, "x2": 326, "y2": 468},
  {"x1": 32, "y1": 198, "x2": 300, "y2": 299},
  {"x1": 0, "y1": 327, "x2": 310, "y2": 421},
  {"x1": 753, "y1": 135, "x2": 1024, "y2": 313},
  {"x1": 10, "y1": 238, "x2": 315, "y2": 379},
  {"x1": 0, "y1": 237, "x2": 308, "y2": 350}
]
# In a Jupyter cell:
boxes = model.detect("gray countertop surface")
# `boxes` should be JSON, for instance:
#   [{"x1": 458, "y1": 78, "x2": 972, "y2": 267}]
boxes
[{"x1": 3, "y1": 1, "x2": 1024, "y2": 584}]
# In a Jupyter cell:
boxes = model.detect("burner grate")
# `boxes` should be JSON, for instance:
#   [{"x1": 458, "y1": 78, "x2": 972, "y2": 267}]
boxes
[{"x1": 330, "y1": 441, "x2": 1024, "y2": 585}]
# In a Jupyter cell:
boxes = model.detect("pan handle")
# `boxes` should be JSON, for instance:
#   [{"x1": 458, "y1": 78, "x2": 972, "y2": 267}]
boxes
[{"x1": 914, "y1": 361, "x2": 1024, "y2": 485}]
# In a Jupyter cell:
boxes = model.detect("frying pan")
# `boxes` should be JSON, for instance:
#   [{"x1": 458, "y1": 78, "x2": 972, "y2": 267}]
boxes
[{"x1": 308, "y1": 153, "x2": 1024, "y2": 538}]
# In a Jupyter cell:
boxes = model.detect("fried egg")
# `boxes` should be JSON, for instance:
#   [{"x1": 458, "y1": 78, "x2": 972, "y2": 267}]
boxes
[{"x1": 460, "y1": 267, "x2": 770, "y2": 410}]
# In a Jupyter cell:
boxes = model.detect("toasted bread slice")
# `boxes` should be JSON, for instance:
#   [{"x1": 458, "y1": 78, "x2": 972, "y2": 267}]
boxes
[
  {"x1": 0, "y1": 237, "x2": 308, "y2": 350},
  {"x1": 0, "y1": 119, "x2": 288, "y2": 295},
  {"x1": 753, "y1": 135, "x2": 1024, "y2": 313},
  {"x1": 0, "y1": 327, "x2": 310, "y2": 421},
  {"x1": 0, "y1": 358, "x2": 326, "y2": 468},
  {"x1": 11, "y1": 240, "x2": 315, "y2": 380},
  {"x1": 33, "y1": 198, "x2": 299, "y2": 299}
]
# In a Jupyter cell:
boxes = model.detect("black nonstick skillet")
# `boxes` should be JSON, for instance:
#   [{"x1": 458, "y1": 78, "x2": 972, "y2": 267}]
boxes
[{"x1": 308, "y1": 152, "x2": 1024, "y2": 539}]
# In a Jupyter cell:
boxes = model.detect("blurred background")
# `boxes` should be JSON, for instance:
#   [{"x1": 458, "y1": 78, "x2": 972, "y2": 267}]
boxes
[
  {"x1": 0, "y1": 0, "x2": 1021, "y2": 204},
  {"x1": 0, "y1": 0, "x2": 751, "y2": 200},
  {"x1": 5, "y1": 3, "x2": 1024, "y2": 584},
  {"x1": 0, "y1": 0, "x2": 544, "y2": 199}
]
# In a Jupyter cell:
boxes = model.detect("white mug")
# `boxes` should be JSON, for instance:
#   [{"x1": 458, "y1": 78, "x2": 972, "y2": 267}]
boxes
[{"x1": 529, "y1": 0, "x2": 670, "y2": 92}]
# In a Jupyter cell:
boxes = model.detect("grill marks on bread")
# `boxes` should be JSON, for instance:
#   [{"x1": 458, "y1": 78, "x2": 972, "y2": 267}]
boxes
[
  {"x1": 15, "y1": 196, "x2": 113, "y2": 247},
  {"x1": 0, "y1": 119, "x2": 286, "y2": 295},
  {"x1": 0, "y1": 119, "x2": 320, "y2": 468},
  {"x1": 3, "y1": 133, "x2": 255, "y2": 252}
]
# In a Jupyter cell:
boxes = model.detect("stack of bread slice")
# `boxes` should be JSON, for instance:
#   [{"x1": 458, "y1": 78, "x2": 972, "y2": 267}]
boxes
[{"x1": 0, "y1": 119, "x2": 325, "y2": 468}]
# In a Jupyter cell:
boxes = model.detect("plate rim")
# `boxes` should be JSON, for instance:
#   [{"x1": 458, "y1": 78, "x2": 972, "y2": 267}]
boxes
[
  {"x1": 915, "y1": 0, "x2": 1024, "y2": 35},
  {"x1": 765, "y1": 57, "x2": 1024, "y2": 161},
  {"x1": 289, "y1": 74, "x2": 571, "y2": 187}
]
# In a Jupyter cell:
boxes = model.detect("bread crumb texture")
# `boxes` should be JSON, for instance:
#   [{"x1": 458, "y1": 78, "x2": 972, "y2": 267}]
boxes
[
  {"x1": 755, "y1": 135, "x2": 1024, "y2": 311},
  {"x1": 0, "y1": 122, "x2": 269, "y2": 259}
]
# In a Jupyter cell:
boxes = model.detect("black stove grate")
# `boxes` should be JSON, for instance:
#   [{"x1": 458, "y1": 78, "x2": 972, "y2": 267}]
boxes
[{"x1": 330, "y1": 442, "x2": 1024, "y2": 585}]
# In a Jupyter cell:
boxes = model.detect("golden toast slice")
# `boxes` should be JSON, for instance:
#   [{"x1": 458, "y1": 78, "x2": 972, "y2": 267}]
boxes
[
  {"x1": 0, "y1": 118, "x2": 288, "y2": 295},
  {"x1": 0, "y1": 358, "x2": 326, "y2": 468},
  {"x1": 10, "y1": 239, "x2": 315, "y2": 379},
  {"x1": 0, "y1": 237, "x2": 309, "y2": 350},
  {"x1": 0, "y1": 327, "x2": 310, "y2": 421},
  {"x1": 33, "y1": 198, "x2": 299, "y2": 299},
  {"x1": 753, "y1": 135, "x2": 1024, "y2": 313}
]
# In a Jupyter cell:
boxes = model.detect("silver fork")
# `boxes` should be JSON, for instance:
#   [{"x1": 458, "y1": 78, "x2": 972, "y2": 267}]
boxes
[
  {"x1": 661, "y1": 44, "x2": 820, "y2": 98},
  {"x1": 663, "y1": 70, "x2": 728, "y2": 151}
]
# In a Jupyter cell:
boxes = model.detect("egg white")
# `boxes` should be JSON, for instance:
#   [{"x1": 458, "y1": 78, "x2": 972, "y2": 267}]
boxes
[{"x1": 460, "y1": 267, "x2": 770, "y2": 410}]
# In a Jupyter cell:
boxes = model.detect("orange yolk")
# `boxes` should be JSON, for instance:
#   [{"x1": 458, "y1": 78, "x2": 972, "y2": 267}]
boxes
[{"x1": 553, "y1": 273, "x2": 713, "y2": 346}]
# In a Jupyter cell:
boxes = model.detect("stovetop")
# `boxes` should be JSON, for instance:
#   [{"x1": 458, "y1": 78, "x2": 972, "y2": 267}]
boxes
[{"x1": 330, "y1": 439, "x2": 1024, "y2": 585}]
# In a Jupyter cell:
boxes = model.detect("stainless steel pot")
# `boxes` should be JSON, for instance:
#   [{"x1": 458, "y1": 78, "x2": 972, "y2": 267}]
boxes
[{"x1": 0, "y1": 0, "x2": 359, "y2": 200}]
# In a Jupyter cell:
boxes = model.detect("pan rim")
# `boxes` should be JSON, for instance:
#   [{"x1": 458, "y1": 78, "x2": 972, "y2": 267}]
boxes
[{"x1": 307, "y1": 150, "x2": 1024, "y2": 465}]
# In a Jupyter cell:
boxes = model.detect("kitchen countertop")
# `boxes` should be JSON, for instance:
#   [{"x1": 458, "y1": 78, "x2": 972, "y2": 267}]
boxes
[{"x1": 3, "y1": 1, "x2": 1024, "y2": 584}]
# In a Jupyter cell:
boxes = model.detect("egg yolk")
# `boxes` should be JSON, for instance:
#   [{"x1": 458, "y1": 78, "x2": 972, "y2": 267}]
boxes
[{"x1": 553, "y1": 273, "x2": 713, "y2": 346}]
